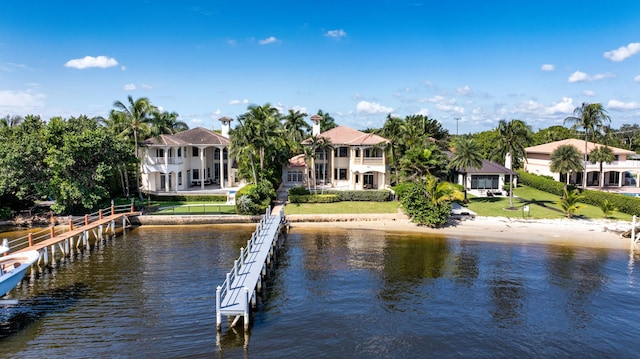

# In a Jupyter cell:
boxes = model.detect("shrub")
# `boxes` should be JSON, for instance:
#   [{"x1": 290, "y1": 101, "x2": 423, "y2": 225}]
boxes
[
  {"x1": 289, "y1": 194, "x2": 340, "y2": 203},
  {"x1": 0, "y1": 207, "x2": 12, "y2": 220},
  {"x1": 288, "y1": 186, "x2": 310, "y2": 196},
  {"x1": 398, "y1": 182, "x2": 451, "y2": 227},
  {"x1": 321, "y1": 190, "x2": 392, "y2": 202},
  {"x1": 147, "y1": 194, "x2": 227, "y2": 202},
  {"x1": 235, "y1": 180, "x2": 276, "y2": 215}
]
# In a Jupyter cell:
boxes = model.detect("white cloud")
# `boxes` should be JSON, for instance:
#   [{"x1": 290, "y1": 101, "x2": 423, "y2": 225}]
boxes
[
  {"x1": 583, "y1": 90, "x2": 596, "y2": 97},
  {"x1": 416, "y1": 108, "x2": 429, "y2": 116},
  {"x1": 568, "y1": 71, "x2": 614, "y2": 83},
  {"x1": 64, "y1": 55, "x2": 118, "y2": 69},
  {"x1": 259, "y1": 36, "x2": 279, "y2": 45},
  {"x1": 634, "y1": 75, "x2": 640, "y2": 82},
  {"x1": 541, "y1": 64, "x2": 555, "y2": 71},
  {"x1": 603, "y1": 42, "x2": 640, "y2": 62},
  {"x1": 545, "y1": 97, "x2": 574, "y2": 114},
  {"x1": 607, "y1": 99, "x2": 640, "y2": 110},
  {"x1": 456, "y1": 85, "x2": 471, "y2": 95},
  {"x1": 0, "y1": 89, "x2": 45, "y2": 108},
  {"x1": 291, "y1": 105, "x2": 308, "y2": 114},
  {"x1": 228, "y1": 99, "x2": 249, "y2": 105},
  {"x1": 141, "y1": 84, "x2": 153, "y2": 90},
  {"x1": 123, "y1": 83, "x2": 136, "y2": 91},
  {"x1": 423, "y1": 95, "x2": 445, "y2": 103},
  {"x1": 435, "y1": 103, "x2": 464, "y2": 114},
  {"x1": 324, "y1": 29, "x2": 347, "y2": 38},
  {"x1": 356, "y1": 100, "x2": 393, "y2": 114}
]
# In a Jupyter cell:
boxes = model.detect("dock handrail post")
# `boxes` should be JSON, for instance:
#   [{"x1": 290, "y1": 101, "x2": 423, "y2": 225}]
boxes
[
  {"x1": 50, "y1": 226, "x2": 55, "y2": 239},
  {"x1": 28, "y1": 233, "x2": 33, "y2": 247},
  {"x1": 99, "y1": 209, "x2": 103, "y2": 220},
  {"x1": 2, "y1": 238, "x2": 8, "y2": 254},
  {"x1": 111, "y1": 200, "x2": 115, "y2": 216},
  {"x1": 85, "y1": 214, "x2": 89, "y2": 226},
  {"x1": 240, "y1": 247, "x2": 245, "y2": 264},
  {"x1": 234, "y1": 259, "x2": 239, "y2": 277},
  {"x1": 130, "y1": 198, "x2": 135, "y2": 213},
  {"x1": 215, "y1": 286, "x2": 222, "y2": 331},
  {"x1": 225, "y1": 273, "x2": 231, "y2": 292},
  {"x1": 244, "y1": 287, "x2": 250, "y2": 331},
  {"x1": 633, "y1": 215, "x2": 636, "y2": 247},
  {"x1": 69, "y1": 218, "x2": 74, "y2": 231}
]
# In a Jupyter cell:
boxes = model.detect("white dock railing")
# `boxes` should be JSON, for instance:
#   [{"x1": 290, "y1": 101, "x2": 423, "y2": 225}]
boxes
[{"x1": 215, "y1": 205, "x2": 285, "y2": 336}]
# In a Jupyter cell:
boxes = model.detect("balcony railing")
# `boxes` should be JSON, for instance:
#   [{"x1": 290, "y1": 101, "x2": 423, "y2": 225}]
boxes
[{"x1": 146, "y1": 157, "x2": 184, "y2": 165}]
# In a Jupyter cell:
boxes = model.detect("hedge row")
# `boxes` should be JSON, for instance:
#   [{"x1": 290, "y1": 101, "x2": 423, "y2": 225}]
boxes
[
  {"x1": 147, "y1": 194, "x2": 228, "y2": 202},
  {"x1": 321, "y1": 190, "x2": 392, "y2": 202},
  {"x1": 289, "y1": 194, "x2": 340, "y2": 203},
  {"x1": 518, "y1": 170, "x2": 640, "y2": 216}
]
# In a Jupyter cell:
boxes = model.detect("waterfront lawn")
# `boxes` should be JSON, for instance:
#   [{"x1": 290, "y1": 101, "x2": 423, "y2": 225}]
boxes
[
  {"x1": 465, "y1": 185, "x2": 632, "y2": 221},
  {"x1": 285, "y1": 201, "x2": 400, "y2": 215},
  {"x1": 153, "y1": 203, "x2": 235, "y2": 215}
]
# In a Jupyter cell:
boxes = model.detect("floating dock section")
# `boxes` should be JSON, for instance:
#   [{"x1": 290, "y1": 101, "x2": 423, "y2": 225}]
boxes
[{"x1": 216, "y1": 205, "x2": 286, "y2": 335}]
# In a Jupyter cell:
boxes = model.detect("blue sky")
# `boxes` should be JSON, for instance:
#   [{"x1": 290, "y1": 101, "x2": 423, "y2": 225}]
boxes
[{"x1": 1, "y1": 1, "x2": 640, "y2": 134}]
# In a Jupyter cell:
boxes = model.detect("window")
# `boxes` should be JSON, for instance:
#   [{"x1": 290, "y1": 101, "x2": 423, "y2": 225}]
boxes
[
  {"x1": 335, "y1": 147, "x2": 348, "y2": 157},
  {"x1": 192, "y1": 147, "x2": 199, "y2": 157},
  {"x1": 177, "y1": 147, "x2": 182, "y2": 157},
  {"x1": 178, "y1": 172, "x2": 182, "y2": 186},
  {"x1": 470, "y1": 175, "x2": 499, "y2": 189},
  {"x1": 334, "y1": 168, "x2": 347, "y2": 180},
  {"x1": 355, "y1": 149, "x2": 360, "y2": 157},
  {"x1": 287, "y1": 171, "x2": 304, "y2": 182},
  {"x1": 156, "y1": 149, "x2": 164, "y2": 157},
  {"x1": 192, "y1": 169, "x2": 199, "y2": 180}
]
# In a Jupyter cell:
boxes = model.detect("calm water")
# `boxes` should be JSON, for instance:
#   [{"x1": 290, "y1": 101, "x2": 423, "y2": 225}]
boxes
[{"x1": 1, "y1": 224, "x2": 639, "y2": 358}]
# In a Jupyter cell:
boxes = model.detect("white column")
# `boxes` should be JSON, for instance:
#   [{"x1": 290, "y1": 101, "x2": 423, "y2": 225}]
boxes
[
  {"x1": 219, "y1": 147, "x2": 225, "y2": 189},
  {"x1": 619, "y1": 171, "x2": 623, "y2": 187},
  {"x1": 200, "y1": 147, "x2": 205, "y2": 190},
  {"x1": 164, "y1": 148, "x2": 169, "y2": 192},
  {"x1": 226, "y1": 147, "x2": 232, "y2": 187}
]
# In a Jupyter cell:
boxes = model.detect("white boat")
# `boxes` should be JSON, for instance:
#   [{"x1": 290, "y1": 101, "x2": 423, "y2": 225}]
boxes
[{"x1": 0, "y1": 246, "x2": 40, "y2": 297}]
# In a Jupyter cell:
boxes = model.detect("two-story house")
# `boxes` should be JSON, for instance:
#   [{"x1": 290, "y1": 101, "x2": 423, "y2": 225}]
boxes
[
  {"x1": 524, "y1": 139, "x2": 639, "y2": 187},
  {"x1": 140, "y1": 117, "x2": 240, "y2": 194},
  {"x1": 283, "y1": 115, "x2": 390, "y2": 190}
]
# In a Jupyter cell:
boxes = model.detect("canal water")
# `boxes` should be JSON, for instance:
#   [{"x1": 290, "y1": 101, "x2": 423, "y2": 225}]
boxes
[{"x1": 1, "y1": 224, "x2": 639, "y2": 358}]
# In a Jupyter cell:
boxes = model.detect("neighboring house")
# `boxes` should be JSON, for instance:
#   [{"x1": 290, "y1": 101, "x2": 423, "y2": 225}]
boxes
[
  {"x1": 283, "y1": 116, "x2": 391, "y2": 190},
  {"x1": 524, "y1": 139, "x2": 639, "y2": 187},
  {"x1": 140, "y1": 118, "x2": 240, "y2": 193},
  {"x1": 451, "y1": 157, "x2": 516, "y2": 197}
]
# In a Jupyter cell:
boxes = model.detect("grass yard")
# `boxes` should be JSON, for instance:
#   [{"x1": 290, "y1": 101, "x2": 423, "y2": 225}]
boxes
[
  {"x1": 153, "y1": 203, "x2": 235, "y2": 215},
  {"x1": 465, "y1": 185, "x2": 633, "y2": 221},
  {"x1": 285, "y1": 201, "x2": 400, "y2": 215}
]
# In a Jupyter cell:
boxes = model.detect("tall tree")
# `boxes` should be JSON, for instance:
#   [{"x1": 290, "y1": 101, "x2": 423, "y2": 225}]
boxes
[
  {"x1": 283, "y1": 109, "x2": 310, "y2": 153},
  {"x1": 564, "y1": 102, "x2": 611, "y2": 188},
  {"x1": 379, "y1": 114, "x2": 406, "y2": 184},
  {"x1": 230, "y1": 115, "x2": 259, "y2": 184},
  {"x1": 316, "y1": 109, "x2": 337, "y2": 132},
  {"x1": 112, "y1": 96, "x2": 154, "y2": 201},
  {"x1": 589, "y1": 146, "x2": 615, "y2": 189},
  {"x1": 448, "y1": 137, "x2": 483, "y2": 202},
  {"x1": 550, "y1": 144, "x2": 583, "y2": 194},
  {"x1": 149, "y1": 110, "x2": 188, "y2": 137},
  {"x1": 495, "y1": 119, "x2": 532, "y2": 209},
  {"x1": 317, "y1": 137, "x2": 333, "y2": 191}
]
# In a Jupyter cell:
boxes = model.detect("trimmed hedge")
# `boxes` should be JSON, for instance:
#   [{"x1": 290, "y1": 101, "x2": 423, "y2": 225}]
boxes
[
  {"x1": 321, "y1": 190, "x2": 392, "y2": 202},
  {"x1": 147, "y1": 194, "x2": 228, "y2": 202},
  {"x1": 518, "y1": 170, "x2": 640, "y2": 216},
  {"x1": 289, "y1": 194, "x2": 340, "y2": 204}
]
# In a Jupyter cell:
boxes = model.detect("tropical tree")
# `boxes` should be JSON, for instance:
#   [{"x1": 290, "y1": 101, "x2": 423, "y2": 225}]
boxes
[
  {"x1": 317, "y1": 137, "x2": 333, "y2": 191},
  {"x1": 560, "y1": 188, "x2": 583, "y2": 219},
  {"x1": 600, "y1": 199, "x2": 617, "y2": 219},
  {"x1": 448, "y1": 137, "x2": 483, "y2": 202},
  {"x1": 112, "y1": 96, "x2": 154, "y2": 201},
  {"x1": 149, "y1": 110, "x2": 188, "y2": 137},
  {"x1": 0, "y1": 115, "x2": 23, "y2": 128},
  {"x1": 589, "y1": 146, "x2": 615, "y2": 189},
  {"x1": 564, "y1": 102, "x2": 611, "y2": 188},
  {"x1": 230, "y1": 115, "x2": 259, "y2": 184},
  {"x1": 316, "y1": 109, "x2": 337, "y2": 132},
  {"x1": 379, "y1": 114, "x2": 406, "y2": 184},
  {"x1": 398, "y1": 142, "x2": 447, "y2": 181},
  {"x1": 495, "y1": 119, "x2": 532, "y2": 209},
  {"x1": 532, "y1": 125, "x2": 576, "y2": 145},
  {"x1": 283, "y1": 109, "x2": 310, "y2": 153},
  {"x1": 550, "y1": 144, "x2": 583, "y2": 194},
  {"x1": 399, "y1": 175, "x2": 462, "y2": 227}
]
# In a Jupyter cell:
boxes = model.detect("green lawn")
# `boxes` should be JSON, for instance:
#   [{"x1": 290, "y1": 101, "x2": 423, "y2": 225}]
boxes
[
  {"x1": 465, "y1": 185, "x2": 633, "y2": 221},
  {"x1": 153, "y1": 203, "x2": 235, "y2": 215},
  {"x1": 285, "y1": 201, "x2": 400, "y2": 215}
]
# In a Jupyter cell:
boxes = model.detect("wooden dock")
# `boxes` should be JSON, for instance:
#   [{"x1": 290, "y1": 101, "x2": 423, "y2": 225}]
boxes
[
  {"x1": 6, "y1": 203, "x2": 139, "y2": 266},
  {"x1": 216, "y1": 205, "x2": 286, "y2": 335}
]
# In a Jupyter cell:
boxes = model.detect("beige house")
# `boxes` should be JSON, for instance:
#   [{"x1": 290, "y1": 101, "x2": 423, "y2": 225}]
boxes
[
  {"x1": 140, "y1": 118, "x2": 240, "y2": 194},
  {"x1": 283, "y1": 116, "x2": 391, "y2": 190},
  {"x1": 524, "y1": 139, "x2": 639, "y2": 187}
]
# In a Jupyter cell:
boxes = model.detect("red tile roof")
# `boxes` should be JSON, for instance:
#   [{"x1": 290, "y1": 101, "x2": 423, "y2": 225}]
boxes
[
  {"x1": 525, "y1": 139, "x2": 635, "y2": 155},
  {"x1": 303, "y1": 125, "x2": 389, "y2": 146},
  {"x1": 143, "y1": 127, "x2": 230, "y2": 146}
]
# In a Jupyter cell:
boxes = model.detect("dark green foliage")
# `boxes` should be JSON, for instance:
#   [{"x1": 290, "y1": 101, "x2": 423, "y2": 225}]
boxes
[
  {"x1": 0, "y1": 207, "x2": 12, "y2": 220},
  {"x1": 147, "y1": 194, "x2": 227, "y2": 202},
  {"x1": 235, "y1": 180, "x2": 276, "y2": 215},
  {"x1": 288, "y1": 186, "x2": 310, "y2": 196},
  {"x1": 289, "y1": 194, "x2": 340, "y2": 203},
  {"x1": 322, "y1": 190, "x2": 392, "y2": 202},
  {"x1": 398, "y1": 181, "x2": 451, "y2": 227},
  {"x1": 519, "y1": 170, "x2": 640, "y2": 216}
]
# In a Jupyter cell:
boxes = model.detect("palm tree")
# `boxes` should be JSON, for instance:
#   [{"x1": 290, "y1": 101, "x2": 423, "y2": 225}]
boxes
[
  {"x1": 112, "y1": 96, "x2": 154, "y2": 201},
  {"x1": 305, "y1": 135, "x2": 323, "y2": 192},
  {"x1": 589, "y1": 146, "x2": 615, "y2": 189},
  {"x1": 550, "y1": 144, "x2": 583, "y2": 194},
  {"x1": 239, "y1": 104, "x2": 282, "y2": 172},
  {"x1": 424, "y1": 175, "x2": 464, "y2": 205},
  {"x1": 0, "y1": 115, "x2": 23, "y2": 128},
  {"x1": 560, "y1": 188, "x2": 583, "y2": 219},
  {"x1": 448, "y1": 137, "x2": 483, "y2": 202},
  {"x1": 283, "y1": 109, "x2": 310, "y2": 153},
  {"x1": 316, "y1": 109, "x2": 337, "y2": 132},
  {"x1": 316, "y1": 137, "x2": 333, "y2": 192},
  {"x1": 495, "y1": 119, "x2": 532, "y2": 209},
  {"x1": 230, "y1": 115, "x2": 258, "y2": 184},
  {"x1": 564, "y1": 102, "x2": 611, "y2": 188},
  {"x1": 379, "y1": 114, "x2": 406, "y2": 184},
  {"x1": 149, "y1": 110, "x2": 188, "y2": 136}
]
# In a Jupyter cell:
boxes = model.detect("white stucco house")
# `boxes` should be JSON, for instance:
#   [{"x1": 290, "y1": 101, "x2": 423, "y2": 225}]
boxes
[
  {"x1": 140, "y1": 117, "x2": 240, "y2": 194},
  {"x1": 524, "y1": 139, "x2": 639, "y2": 187},
  {"x1": 452, "y1": 159, "x2": 517, "y2": 197},
  {"x1": 282, "y1": 115, "x2": 391, "y2": 190}
]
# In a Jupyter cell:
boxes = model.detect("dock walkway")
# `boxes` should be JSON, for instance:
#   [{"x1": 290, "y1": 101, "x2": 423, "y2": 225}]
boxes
[{"x1": 216, "y1": 205, "x2": 285, "y2": 332}]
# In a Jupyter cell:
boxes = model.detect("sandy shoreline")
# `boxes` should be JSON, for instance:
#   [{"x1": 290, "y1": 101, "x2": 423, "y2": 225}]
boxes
[{"x1": 287, "y1": 214, "x2": 637, "y2": 250}]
